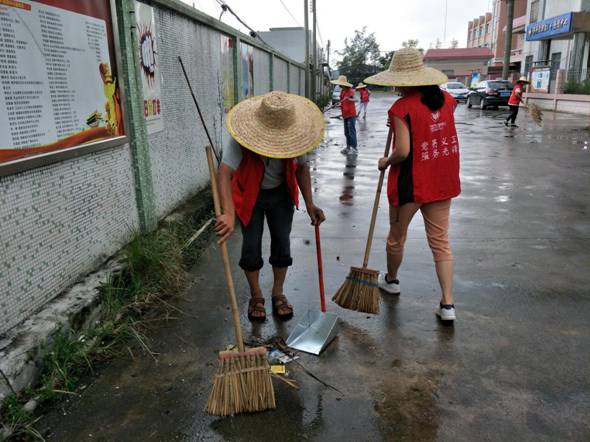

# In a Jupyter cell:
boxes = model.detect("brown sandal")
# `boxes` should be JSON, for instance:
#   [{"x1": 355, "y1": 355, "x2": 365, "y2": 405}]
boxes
[
  {"x1": 272, "y1": 294, "x2": 293, "y2": 320},
  {"x1": 248, "y1": 297, "x2": 266, "y2": 322}
]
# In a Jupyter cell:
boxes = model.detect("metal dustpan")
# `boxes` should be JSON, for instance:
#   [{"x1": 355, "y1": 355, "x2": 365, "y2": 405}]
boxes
[{"x1": 287, "y1": 225, "x2": 339, "y2": 355}]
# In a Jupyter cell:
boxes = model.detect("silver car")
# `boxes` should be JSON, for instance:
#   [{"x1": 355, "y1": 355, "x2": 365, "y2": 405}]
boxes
[
  {"x1": 331, "y1": 85, "x2": 341, "y2": 105},
  {"x1": 441, "y1": 81, "x2": 469, "y2": 102}
]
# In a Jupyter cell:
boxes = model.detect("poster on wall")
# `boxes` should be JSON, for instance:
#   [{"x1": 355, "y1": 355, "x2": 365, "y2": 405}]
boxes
[
  {"x1": 240, "y1": 43, "x2": 254, "y2": 98},
  {"x1": 531, "y1": 68, "x2": 550, "y2": 93},
  {"x1": 134, "y1": 1, "x2": 162, "y2": 134},
  {"x1": 0, "y1": 0, "x2": 124, "y2": 164},
  {"x1": 220, "y1": 34, "x2": 234, "y2": 112}
]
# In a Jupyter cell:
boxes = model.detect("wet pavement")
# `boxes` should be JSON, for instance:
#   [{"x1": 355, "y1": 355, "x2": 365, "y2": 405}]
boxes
[{"x1": 40, "y1": 93, "x2": 590, "y2": 441}]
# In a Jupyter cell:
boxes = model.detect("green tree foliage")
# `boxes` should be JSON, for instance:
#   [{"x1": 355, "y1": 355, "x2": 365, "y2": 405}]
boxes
[
  {"x1": 337, "y1": 27, "x2": 381, "y2": 85},
  {"x1": 402, "y1": 39, "x2": 420, "y2": 49},
  {"x1": 378, "y1": 50, "x2": 395, "y2": 71}
]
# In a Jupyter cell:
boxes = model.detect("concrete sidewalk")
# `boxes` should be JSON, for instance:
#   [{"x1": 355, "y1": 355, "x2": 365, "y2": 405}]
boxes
[{"x1": 40, "y1": 93, "x2": 590, "y2": 441}]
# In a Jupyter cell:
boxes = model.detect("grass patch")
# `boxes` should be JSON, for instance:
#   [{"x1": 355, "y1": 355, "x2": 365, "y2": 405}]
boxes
[{"x1": 1, "y1": 199, "x2": 213, "y2": 441}]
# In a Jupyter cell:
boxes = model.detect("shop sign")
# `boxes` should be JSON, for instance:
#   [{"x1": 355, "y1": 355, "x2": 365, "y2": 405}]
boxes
[{"x1": 526, "y1": 12, "x2": 573, "y2": 41}]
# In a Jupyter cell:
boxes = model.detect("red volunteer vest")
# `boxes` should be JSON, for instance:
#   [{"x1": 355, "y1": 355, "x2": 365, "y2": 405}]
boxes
[
  {"x1": 231, "y1": 148, "x2": 300, "y2": 226},
  {"x1": 340, "y1": 88, "x2": 357, "y2": 119},
  {"x1": 387, "y1": 91, "x2": 461, "y2": 207},
  {"x1": 360, "y1": 88, "x2": 370, "y2": 102},
  {"x1": 508, "y1": 84, "x2": 522, "y2": 106}
]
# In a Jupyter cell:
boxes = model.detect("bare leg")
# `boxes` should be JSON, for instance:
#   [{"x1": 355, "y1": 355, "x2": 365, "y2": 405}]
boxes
[
  {"x1": 271, "y1": 266, "x2": 287, "y2": 297},
  {"x1": 244, "y1": 270, "x2": 265, "y2": 319},
  {"x1": 435, "y1": 261, "x2": 454, "y2": 305}
]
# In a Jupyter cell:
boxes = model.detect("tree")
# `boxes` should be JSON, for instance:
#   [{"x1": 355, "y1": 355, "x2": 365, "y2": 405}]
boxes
[
  {"x1": 451, "y1": 38, "x2": 459, "y2": 49},
  {"x1": 337, "y1": 27, "x2": 381, "y2": 85},
  {"x1": 378, "y1": 50, "x2": 395, "y2": 71},
  {"x1": 402, "y1": 39, "x2": 420, "y2": 49}
]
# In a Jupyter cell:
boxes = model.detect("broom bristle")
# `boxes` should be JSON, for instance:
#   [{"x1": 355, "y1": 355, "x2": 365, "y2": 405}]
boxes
[
  {"x1": 206, "y1": 346, "x2": 276, "y2": 416},
  {"x1": 528, "y1": 103, "x2": 543, "y2": 125},
  {"x1": 332, "y1": 266, "x2": 380, "y2": 314}
]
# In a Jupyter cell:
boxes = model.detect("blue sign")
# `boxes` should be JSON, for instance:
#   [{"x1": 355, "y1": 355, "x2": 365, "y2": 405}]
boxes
[{"x1": 526, "y1": 12, "x2": 573, "y2": 41}]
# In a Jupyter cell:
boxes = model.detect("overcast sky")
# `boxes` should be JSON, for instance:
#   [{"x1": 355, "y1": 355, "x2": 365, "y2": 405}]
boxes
[{"x1": 185, "y1": 0, "x2": 494, "y2": 63}]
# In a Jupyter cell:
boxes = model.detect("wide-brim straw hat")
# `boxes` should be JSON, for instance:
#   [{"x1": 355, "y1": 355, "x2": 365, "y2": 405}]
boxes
[
  {"x1": 516, "y1": 76, "x2": 530, "y2": 84},
  {"x1": 356, "y1": 82, "x2": 367, "y2": 89},
  {"x1": 330, "y1": 75, "x2": 353, "y2": 88},
  {"x1": 226, "y1": 91, "x2": 324, "y2": 159},
  {"x1": 364, "y1": 48, "x2": 448, "y2": 87}
]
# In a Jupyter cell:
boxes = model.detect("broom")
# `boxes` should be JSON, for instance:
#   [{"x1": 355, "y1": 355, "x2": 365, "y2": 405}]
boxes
[
  {"x1": 204, "y1": 146, "x2": 275, "y2": 415},
  {"x1": 527, "y1": 103, "x2": 543, "y2": 125},
  {"x1": 332, "y1": 126, "x2": 393, "y2": 314},
  {"x1": 178, "y1": 56, "x2": 275, "y2": 416}
]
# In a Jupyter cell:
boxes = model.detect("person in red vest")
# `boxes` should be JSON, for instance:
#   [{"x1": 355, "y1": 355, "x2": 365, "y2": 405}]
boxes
[
  {"x1": 504, "y1": 76, "x2": 530, "y2": 127},
  {"x1": 364, "y1": 48, "x2": 461, "y2": 322},
  {"x1": 356, "y1": 82, "x2": 370, "y2": 118},
  {"x1": 216, "y1": 91, "x2": 326, "y2": 321},
  {"x1": 331, "y1": 75, "x2": 358, "y2": 154}
]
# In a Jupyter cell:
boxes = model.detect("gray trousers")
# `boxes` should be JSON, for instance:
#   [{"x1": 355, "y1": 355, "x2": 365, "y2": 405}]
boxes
[{"x1": 239, "y1": 184, "x2": 295, "y2": 271}]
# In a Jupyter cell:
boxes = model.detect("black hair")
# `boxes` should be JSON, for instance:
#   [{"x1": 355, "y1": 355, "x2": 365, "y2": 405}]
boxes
[{"x1": 417, "y1": 85, "x2": 445, "y2": 111}]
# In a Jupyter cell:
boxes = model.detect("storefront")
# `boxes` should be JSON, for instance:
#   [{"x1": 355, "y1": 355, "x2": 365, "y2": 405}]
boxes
[{"x1": 523, "y1": 11, "x2": 590, "y2": 91}]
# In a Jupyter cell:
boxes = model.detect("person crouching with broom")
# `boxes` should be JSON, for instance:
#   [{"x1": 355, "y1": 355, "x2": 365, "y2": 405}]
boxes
[
  {"x1": 365, "y1": 48, "x2": 461, "y2": 321},
  {"x1": 216, "y1": 91, "x2": 326, "y2": 321}
]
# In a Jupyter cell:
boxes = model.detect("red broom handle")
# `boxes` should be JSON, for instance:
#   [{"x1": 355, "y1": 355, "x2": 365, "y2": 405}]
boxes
[
  {"x1": 315, "y1": 224, "x2": 326, "y2": 313},
  {"x1": 362, "y1": 126, "x2": 394, "y2": 268}
]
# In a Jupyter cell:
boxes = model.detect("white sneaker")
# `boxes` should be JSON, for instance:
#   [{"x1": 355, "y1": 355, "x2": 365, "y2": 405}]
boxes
[
  {"x1": 340, "y1": 147, "x2": 350, "y2": 154},
  {"x1": 436, "y1": 303, "x2": 456, "y2": 321},
  {"x1": 350, "y1": 147, "x2": 358, "y2": 154},
  {"x1": 378, "y1": 273, "x2": 400, "y2": 295}
]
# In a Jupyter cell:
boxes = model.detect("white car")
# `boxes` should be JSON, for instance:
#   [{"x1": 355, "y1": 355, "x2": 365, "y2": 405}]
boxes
[{"x1": 441, "y1": 81, "x2": 469, "y2": 102}]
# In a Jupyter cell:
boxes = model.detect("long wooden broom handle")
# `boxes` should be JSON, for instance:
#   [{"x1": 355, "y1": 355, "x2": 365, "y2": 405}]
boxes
[
  {"x1": 315, "y1": 224, "x2": 326, "y2": 313},
  {"x1": 362, "y1": 126, "x2": 394, "y2": 268},
  {"x1": 206, "y1": 145, "x2": 245, "y2": 353}
]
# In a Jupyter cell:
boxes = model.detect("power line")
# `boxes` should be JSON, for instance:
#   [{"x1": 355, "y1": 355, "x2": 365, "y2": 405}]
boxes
[
  {"x1": 278, "y1": 0, "x2": 301, "y2": 26},
  {"x1": 215, "y1": 0, "x2": 268, "y2": 44},
  {"x1": 316, "y1": 16, "x2": 324, "y2": 47}
]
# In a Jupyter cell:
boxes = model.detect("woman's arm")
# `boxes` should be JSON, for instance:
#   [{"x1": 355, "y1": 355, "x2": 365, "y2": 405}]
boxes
[
  {"x1": 215, "y1": 163, "x2": 236, "y2": 243},
  {"x1": 378, "y1": 116, "x2": 410, "y2": 170},
  {"x1": 296, "y1": 162, "x2": 326, "y2": 225}
]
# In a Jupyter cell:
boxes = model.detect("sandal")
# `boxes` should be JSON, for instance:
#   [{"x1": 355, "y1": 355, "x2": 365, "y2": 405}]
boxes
[
  {"x1": 272, "y1": 294, "x2": 293, "y2": 320},
  {"x1": 248, "y1": 297, "x2": 266, "y2": 322}
]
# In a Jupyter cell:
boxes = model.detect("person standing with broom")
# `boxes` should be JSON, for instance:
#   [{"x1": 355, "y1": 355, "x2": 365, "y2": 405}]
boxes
[
  {"x1": 504, "y1": 77, "x2": 530, "y2": 128},
  {"x1": 215, "y1": 91, "x2": 326, "y2": 322},
  {"x1": 364, "y1": 48, "x2": 461, "y2": 321},
  {"x1": 356, "y1": 82, "x2": 370, "y2": 119},
  {"x1": 331, "y1": 75, "x2": 358, "y2": 154}
]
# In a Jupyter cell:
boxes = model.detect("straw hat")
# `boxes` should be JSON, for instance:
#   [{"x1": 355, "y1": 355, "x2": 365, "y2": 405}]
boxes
[
  {"x1": 226, "y1": 91, "x2": 324, "y2": 159},
  {"x1": 364, "y1": 48, "x2": 448, "y2": 87},
  {"x1": 356, "y1": 82, "x2": 367, "y2": 89},
  {"x1": 516, "y1": 76, "x2": 530, "y2": 84},
  {"x1": 330, "y1": 75, "x2": 353, "y2": 88}
]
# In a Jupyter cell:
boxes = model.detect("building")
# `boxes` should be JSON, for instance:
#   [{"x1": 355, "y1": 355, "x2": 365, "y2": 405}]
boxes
[
  {"x1": 521, "y1": 0, "x2": 590, "y2": 92},
  {"x1": 258, "y1": 26, "x2": 329, "y2": 99},
  {"x1": 423, "y1": 48, "x2": 494, "y2": 85},
  {"x1": 467, "y1": 1, "x2": 528, "y2": 79},
  {"x1": 467, "y1": 13, "x2": 494, "y2": 48}
]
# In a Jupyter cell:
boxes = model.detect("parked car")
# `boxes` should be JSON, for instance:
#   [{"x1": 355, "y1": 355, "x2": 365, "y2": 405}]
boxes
[
  {"x1": 331, "y1": 85, "x2": 341, "y2": 105},
  {"x1": 467, "y1": 80, "x2": 514, "y2": 109},
  {"x1": 441, "y1": 81, "x2": 469, "y2": 102}
]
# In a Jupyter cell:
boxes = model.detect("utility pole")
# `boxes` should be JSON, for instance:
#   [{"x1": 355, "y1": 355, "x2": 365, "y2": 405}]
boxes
[
  {"x1": 327, "y1": 39, "x2": 330, "y2": 69},
  {"x1": 311, "y1": 0, "x2": 317, "y2": 102},
  {"x1": 502, "y1": 0, "x2": 515, "y2": 79},
  {"x1": 304, "y1": 0, "x2": 310, "y2": 99}
]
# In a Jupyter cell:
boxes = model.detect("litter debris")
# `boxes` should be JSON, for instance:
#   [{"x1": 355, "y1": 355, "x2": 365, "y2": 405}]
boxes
[
  {"x1": 271, "y1": 365, "x2": 286, "y2": 374},
  {"x1": 268, "y1": 348, "x2": 298, "y2": 365}
]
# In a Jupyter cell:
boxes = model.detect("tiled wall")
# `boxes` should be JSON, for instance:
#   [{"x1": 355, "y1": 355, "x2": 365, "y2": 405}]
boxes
[
  {"x1": 253, "y1": 48, "x2": 271, "y2": 95},
  {"x1": 273, "y1": 58, "x2": 289, "y2": 92},
  {"x1": 0, "y1": 146, "x2": 139, "y2": 333},
  {"x1": 147, "y1": 7, "x2": 224, "y2": 219}
]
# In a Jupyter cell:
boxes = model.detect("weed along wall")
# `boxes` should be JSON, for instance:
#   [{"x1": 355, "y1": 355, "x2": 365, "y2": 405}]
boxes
[{"x1": 0, "y1": 0, "x2": 306, "y2": 336}]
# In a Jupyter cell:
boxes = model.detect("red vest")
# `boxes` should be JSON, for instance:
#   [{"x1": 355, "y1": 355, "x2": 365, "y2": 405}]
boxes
[
  {"x1": 508, "y1": 84, "x2": 522, "y2": 106},
  {"x1": 360, "y1": 89, "x2": 370, "y2": 102},
  {"x1": 387, "y1": 91, "x2": 461, "y2": 206},
  {"x1": 340, "y1": 88, "x2": 357, "y2": 119},
  {"x1": 231, "y1": 149, "x2": 300, "y2": 226}
]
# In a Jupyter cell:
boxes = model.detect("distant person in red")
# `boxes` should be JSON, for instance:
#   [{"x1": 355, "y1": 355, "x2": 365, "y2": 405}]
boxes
[
  {"x1": 356, "y1": 82, "x2": 370, "y2": 118},
  {"x1": 504, "y1": 77, "x2": 530, "y2": 128},
  {"x1": 365, "y1": 48, "x2": 461, "y2": 322},
  {"x1": 331, "y1": 75, "x2": 358, "y2": 154}
]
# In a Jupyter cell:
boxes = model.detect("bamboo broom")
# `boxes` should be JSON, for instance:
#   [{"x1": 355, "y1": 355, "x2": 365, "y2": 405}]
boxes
[
  {"x1": 204, "y1": 146, "x2": 275, "y2": 416},
  {"x1": 332, "y1": 126, "x2": 393, "y2": 314},
  {"x1": 527, "y1": 103, "x2": 543, "y2": 125},
  {"x1": 178, "y1": 56, "x2": 275, "y2": 416}
]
